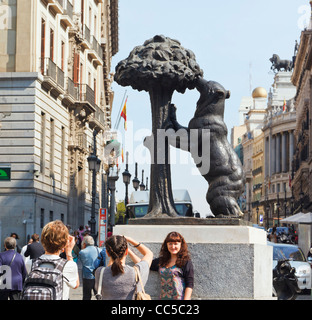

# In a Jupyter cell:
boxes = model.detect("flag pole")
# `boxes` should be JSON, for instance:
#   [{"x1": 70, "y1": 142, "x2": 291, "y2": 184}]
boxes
[{"x1": 114, "y1": 90, "x2": 127, "y2": 130}]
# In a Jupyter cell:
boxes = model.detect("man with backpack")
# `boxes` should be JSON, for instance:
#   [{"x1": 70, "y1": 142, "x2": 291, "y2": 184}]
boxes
[{"x1": 22, "y1": 220, "x2": 80, "y2": 300}]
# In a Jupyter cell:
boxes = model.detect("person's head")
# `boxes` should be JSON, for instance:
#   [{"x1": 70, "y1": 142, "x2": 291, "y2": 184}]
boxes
[
  {"x1": 4, "y1": 237, "x2": 16, "y2": 250},
  {"x1": 105, "y1": 235, "x2": 128, "y2": 276},
  {"x1": 10, "y1": 233, "x2": 19, "y2": 240},
  {"x1": 159, "y1": 231, "x2": 190, "y2": 268},
  {"x1": 81, "y1": 235, "x2": 94, "y2": 248},
  {"x1": 41, "y1": 220, "x2": 69, "y2": 254},
  {"x1": 31, "y1": 233, "x2": 40, "y2": 242}
]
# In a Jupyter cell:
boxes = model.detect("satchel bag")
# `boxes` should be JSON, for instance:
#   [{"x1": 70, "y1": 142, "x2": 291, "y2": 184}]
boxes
[
  {"x1": 95, "y1": 266, "x2": 105, "y2": 300},
  {"x1": 133, "y1": 266, "x2": 151, "y2": 300}
]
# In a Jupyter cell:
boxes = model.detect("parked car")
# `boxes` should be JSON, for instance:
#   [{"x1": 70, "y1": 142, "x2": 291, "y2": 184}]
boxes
[{"x1": 268, "y1": 242, "x2": 311, "y2": 293}]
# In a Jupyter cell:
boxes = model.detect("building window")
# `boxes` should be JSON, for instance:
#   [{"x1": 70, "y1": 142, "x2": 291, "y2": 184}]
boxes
[
  {"x1": 50, "y1": 118, "x2": 55, "y2": 174},
  {"x1": 40, "y1": 112, "x2": 46, "y2": 174},
  {"x1": 50, "y1": 28, "x2": 54, "y2": 62},
  {"x1": 61, "y1": 213, "x2": 64, "y2": 223},
  {"x1": 49, "y1": 211, "x2": 53, "y2": 222},
  {"x1": 61, "y1": 41, "x2": 65, "y2": 71},
  {"x1": 61, "y1": 126, "x2": 65, "y2": 182},
  {"x1": 40, "y1": 208, "x2": 45, "y2": 228},
  {"x1": 41, "y1": 19, "x2": 46, "y2": 73}
]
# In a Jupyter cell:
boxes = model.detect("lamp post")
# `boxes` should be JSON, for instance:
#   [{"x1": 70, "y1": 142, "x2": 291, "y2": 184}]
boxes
[
  {"x1": 132, "y1": 162, "x2": 140, "y2": 191},
  {"x1": 87, "y1": 130, "x2": 101, "y2": 243},
  {"x1": 291, "y1": 186, "x2": 294, "y2": 215},
  {"x1": 146, "y1": 177, "x2": 149, "y2": 191},
  {"x1": 284, "y1": 184, "x2": 287, "y2": 219},
  {"x1": 300, "y1": 179, "x2": 304, "y2": 212},
  {"x1": 122, "y1": 152, "x2": 131, "y2": 206},
  {"x1": 139, "y1": 170, "x2": 145, "y2": 191},
  {"x1": 108, "y1": 166, "x2": 119, "y2": 229},
  {"x1": 276, "y1": 193, "x2": 280, "y2": 227}
]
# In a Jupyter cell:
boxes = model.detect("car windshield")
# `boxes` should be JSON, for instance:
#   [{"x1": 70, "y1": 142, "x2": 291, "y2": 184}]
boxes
[{"x1": 273, "y1": 246, "x2": 306, "y2": 262}]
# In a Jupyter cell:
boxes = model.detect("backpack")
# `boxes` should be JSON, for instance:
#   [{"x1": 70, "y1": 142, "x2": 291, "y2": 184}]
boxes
[{"x1": 21, "y1": 257, "x2": 68, "y2": 300}]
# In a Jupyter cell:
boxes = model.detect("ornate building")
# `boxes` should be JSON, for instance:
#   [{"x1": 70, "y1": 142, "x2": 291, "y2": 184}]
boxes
[
  {"x1": 0, "y1": 0, "x2": 119, "y2": 245},
  {"x1": 262, "y1": 72, "x2": 296, "y2": 227},
  {"x1": 291, "y1": 14, "x2": 312, "y2": 213}
]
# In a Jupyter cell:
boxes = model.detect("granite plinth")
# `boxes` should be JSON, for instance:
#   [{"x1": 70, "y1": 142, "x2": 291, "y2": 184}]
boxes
[{"x1": 114, "y1": 224, "x2": 273, "y2": 300}]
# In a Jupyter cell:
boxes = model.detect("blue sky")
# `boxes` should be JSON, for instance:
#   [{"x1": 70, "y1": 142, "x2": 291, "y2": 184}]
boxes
[{"x1": 110, "y1": 0, "x2": 309, "y2": 216}]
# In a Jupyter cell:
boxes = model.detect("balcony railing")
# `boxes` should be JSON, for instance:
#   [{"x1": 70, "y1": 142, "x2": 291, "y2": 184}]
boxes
[
  {"x1": 64, "y1": 0, "x2": 73, "y2": 20},
  {"x1": 92, "y1": 36, "x2": 103, "y2": 58},
  {"x1": 67, "y1": 77, "x2": 78, "y2": 100},
  {"x1": 77, "y1": 84, "x2": 96, "y2": 109},
  {"x1": 40, "y1": 58, "x2": 66, "y2": 93}
]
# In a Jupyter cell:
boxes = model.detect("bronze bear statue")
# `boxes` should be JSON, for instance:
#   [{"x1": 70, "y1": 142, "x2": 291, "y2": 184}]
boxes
[{"x1": 168, "y1": 77, "x2": 245, "y2": 217}]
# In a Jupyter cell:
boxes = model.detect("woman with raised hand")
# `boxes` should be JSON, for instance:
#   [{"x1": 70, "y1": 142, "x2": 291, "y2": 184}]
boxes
[{"x1": 94, "y1": 235, "x2": 153, "y2": 300}]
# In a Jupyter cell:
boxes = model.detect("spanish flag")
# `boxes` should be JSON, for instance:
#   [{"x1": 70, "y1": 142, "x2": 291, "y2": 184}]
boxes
[
  {"x1": 121, "y1": 147, "x2": 124, "y2": 163},
  {"x1": 120, "y1": 97, "x2": 127, "y2": 130},
  {"x1": 282, "y1": 99, "x2": 286, "y2": 112}
]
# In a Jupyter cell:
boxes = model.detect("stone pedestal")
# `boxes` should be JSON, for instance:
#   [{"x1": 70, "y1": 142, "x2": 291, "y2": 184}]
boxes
[{"x1": 114, "y1": 223, "x2": 273, "y2": 300}]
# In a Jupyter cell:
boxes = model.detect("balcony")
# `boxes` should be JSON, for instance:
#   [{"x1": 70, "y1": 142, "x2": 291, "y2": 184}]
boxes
[
  {"x1": 39, "y1": 58, "x2": 65, "y2": 95},
  {"x1": 60, "y1": 0, "x2": 74, "y2": 28},
  {"x1": 81, "y1": 25, "x2": 91, "y2": 50},
  {"x1": 46, "y1": 0, "x2": 64, "y2": 15},
  {"x1": 62, "y1": 77, "x2": 78, "y2": 106},
  {"x1": 76, "y1": 84, "x2": 96, "y2": 113},
  {"x1": 89, "y1": 104, "x2": 105, "y2": 131},
  {"x1": 88, "y1": 36, "x2": 103, "y2": 65}
]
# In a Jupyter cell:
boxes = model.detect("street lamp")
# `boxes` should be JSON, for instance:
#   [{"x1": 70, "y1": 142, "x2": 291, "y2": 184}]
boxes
[
  {"x1": 87, "y1": 130, "x2": 101, "y2": 243},
  {"x1": 132, "y1": 162, "x2": 140, "y2": 191},
  {"x1": 108, "y1": 166, "x2": 119, "y2": 228},
  {"x1": 300, "y1": 179, "x2": 304, "y2": 212},
  {"x1": 139, "y1": 170, "x2": 145, "y2": 191},
  {"x1": 122, "y1": 152, "x2": 131, "y2": 206},
  {"x1": 284, "y1": 184, "x2": 287, "y2": 219},
  {"x1": 276, "y1": 193, "x2": 280, "y2": 227},
  {"x1": 291, "y1": 186, "x2": 294, "y2": 215}
]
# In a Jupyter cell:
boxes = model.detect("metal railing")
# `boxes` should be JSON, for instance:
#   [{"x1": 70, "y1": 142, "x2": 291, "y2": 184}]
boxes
[
  {"x1": 67, "y1": 77, "x2": 78, "y2": 100},
  {"x1": 77, "y1": 84, "x2": 96, "y2": 109},
  {"x1": 64, "y1": 0, "x2": 73, "y2": 20},
  {"x1": 40, "y1": 58, "x2": 65, "y2": 90},
  {"x1": 92, "y1": 36, "x2": 103, "y2": 58}
]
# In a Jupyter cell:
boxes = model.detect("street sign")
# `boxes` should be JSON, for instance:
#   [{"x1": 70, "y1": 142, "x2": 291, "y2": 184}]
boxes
[
  {"x1": 0, "y1": 168, "x2": 11, "y2": 181},
  {"x1": 98, "y1": 208, "x2": 108, "y2": 248},
  {"x1": 259, "y1": 214, "x2": 263, "y2": 224}
]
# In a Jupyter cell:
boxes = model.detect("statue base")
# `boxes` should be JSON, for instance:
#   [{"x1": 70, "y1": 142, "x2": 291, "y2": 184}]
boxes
[
  {"x1": 114, "y1": 223, "x2": 274, "y2": 300},
  {"x1": 128, "y1": 216, "x2": 252, "y2": 226}
]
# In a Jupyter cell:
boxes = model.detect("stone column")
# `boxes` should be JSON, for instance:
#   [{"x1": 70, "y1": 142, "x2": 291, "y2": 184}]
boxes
[
  {"x1": 265, "y1": 137, "x2": 269, "y2": 177},
  {"x1": 276, "y1": 133, "x2": 281, "y2": 173},
  {"x1": 270, "y1": 135, "x2": 276, "y2": 175},
  {"x1": 289, "y1": 130, "x2": 294, "y2": 170},
  {"x1": 282, "y1": 132, "x2": 287, "y2": 172}
]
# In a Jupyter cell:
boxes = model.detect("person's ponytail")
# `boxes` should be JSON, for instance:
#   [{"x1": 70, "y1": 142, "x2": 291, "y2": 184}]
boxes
[{"x1": 105, "y1": 235, "x2": 128, "y2": 276}]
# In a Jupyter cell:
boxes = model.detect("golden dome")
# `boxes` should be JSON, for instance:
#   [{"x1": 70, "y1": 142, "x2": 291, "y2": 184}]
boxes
[{"x1": 252, "y1": 87, "x2": 267, "y2": 99}]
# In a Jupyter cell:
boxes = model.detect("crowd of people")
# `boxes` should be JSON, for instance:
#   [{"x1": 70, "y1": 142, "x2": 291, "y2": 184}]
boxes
[{"x1": 0, "y1": 221, "x2": 194, "y2": 300}]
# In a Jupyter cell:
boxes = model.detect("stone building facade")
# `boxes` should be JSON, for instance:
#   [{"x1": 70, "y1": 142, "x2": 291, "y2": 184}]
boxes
[{"x1": 0, "y1": 0, "x2": 119, "y2": 246}]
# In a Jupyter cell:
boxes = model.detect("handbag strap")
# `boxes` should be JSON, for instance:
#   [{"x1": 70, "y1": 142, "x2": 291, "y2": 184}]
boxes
[
  {"x1": 133, "y1": 265, "x2": 146, "y2": 294},
  {"x1": 9, "y1": 252, "x2": 16, "y2": 267},
  {"x1": 97, "y1": 267, "x2": 105, "y2": 295}
]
